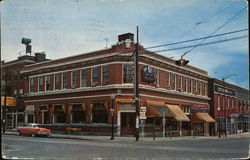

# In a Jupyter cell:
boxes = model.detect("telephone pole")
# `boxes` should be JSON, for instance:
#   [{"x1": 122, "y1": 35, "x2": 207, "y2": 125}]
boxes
[{"x1": 135, "y1": 26, "x2": 140, "y2": 141}]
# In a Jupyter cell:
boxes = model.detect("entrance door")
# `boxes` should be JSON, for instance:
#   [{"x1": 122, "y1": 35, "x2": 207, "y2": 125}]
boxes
[{"x1": 121, "y1": 112, "x2": 136, "y2": 136}]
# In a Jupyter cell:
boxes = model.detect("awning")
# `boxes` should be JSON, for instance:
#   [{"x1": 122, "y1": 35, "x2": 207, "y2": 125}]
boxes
[
  {"x1": 166, "y1": 104, "x2": 190, "y2": 121},
  {"x1": 146, "y1": 100, "x2": 166, "y2": 117},
  {"x1": 25, "y1": 105, "x2": 34, "y2": 115},
  {"x1": 192, "y1": 113, "x2": 215, "y2": 123},
  {"x1": 116, "y1": 98, "x2": 134, "y2": 103}
]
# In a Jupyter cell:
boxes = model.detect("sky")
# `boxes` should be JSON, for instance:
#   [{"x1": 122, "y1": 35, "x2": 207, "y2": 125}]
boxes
[{"x1": 1, "y1": 0, "x2": 249, "y2": 89}]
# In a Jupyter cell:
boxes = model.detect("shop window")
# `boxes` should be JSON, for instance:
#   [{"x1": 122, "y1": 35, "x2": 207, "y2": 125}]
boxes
[
  {"x1": 43, "y1": 111, "x2": 49, "y2": 124},
  {"x1": 72, "y1": 104, "x2": 86, "y2": 123},
  {"x1": 54, "y1": 105, "x2": 66, "y2": 123},
  {"x1": 63, "y1": 73, "x2": 68, "y2": 89},
  {"x1": 46, "y1": 75, "x2": 50, "y2": 91},
  {"x1": 102, "y1": 66, "x2": 109, "y2": 85},
  {"x1": 30, "y1": 78, "x2": 34, "y2": 92},
  {"x1": 92, "y1": 67, "x2": 99, "y2": 85},
  {"x1": 123, "y1": 65, "x2": 134, "y2": 83},
  {"x1": 166, "y1": 71, "x2": 170, "y2": 89},
  {"x1": 55, "y1": 74, "x2": 61, "y2": 90},
  {"x1": 146, "y1": 118, "x2": 162, "y2": 127},
  {"x1": 72, "y1": 71, "x2": 78, "y2": 87},
  {"x1": 81, "y1": 69, "x2": 87, "y2": 87},
  {"x1": 39, "y1": 76, "x2": 43, "y2": 92},
  {"x1": 92, "y1": 103, "x2": 108, "y2": 123},
  {"x1": 28, "y1": 115, "x2": 34, "y2": 123}
]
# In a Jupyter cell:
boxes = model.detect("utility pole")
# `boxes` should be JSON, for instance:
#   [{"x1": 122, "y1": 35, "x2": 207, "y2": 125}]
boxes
[
  {"x1": 2, "y1": 71, "x2": 9, "y2": 134},
  {"x1": 135, "y1": 26, "x2": 140, "y2": 141}
]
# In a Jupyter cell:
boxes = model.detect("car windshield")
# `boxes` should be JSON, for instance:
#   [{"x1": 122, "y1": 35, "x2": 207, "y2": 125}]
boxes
[{"x1": 27, "y1": 124, "x2": 40, "y2": 128}]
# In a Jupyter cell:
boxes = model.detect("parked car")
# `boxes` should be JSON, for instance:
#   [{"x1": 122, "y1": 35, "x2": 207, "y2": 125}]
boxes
[{"x1": 17, "y1": 123, "x2": 51, "y2": 137}]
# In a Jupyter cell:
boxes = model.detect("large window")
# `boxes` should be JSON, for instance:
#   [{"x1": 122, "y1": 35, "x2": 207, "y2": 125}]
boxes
[
  {"x1": 123, "y1": 65, "x2": 134, "y2": 83},
  {"x1": 102, "y1": 66, "x2": 109, "y2": 85},
  {"x1": 166, "y1": 71, "x2": 170, "y2": 89},
  {"x1": 81, "y1": 69, "x2": 87, "y2": 87},
  {"x1": 72, "y1": 71, "x2": 78, "y2": 87},
  {"x1": 30, "y1": 78, "x2": 34, "y2": 92},
  {"x1": 63, "y1": 73, "x2": 68, "y2": 89},
  {"x1": 92, "y1": 68, "x2": 99, "y2": 84},
  {"x1": 193, "y1": 80, "x2": 197, "y2": 94},
  {"x1": 72, "y1": 104, "x2": 86, "y2": 123},
  {"x1": 92, "y1": 103, "x2": 108, "y2": 123},
  {"x1": 183, "y1": 77, "x2": 187, "y2": 92},
  {"x1": 39, "y1": 76, "x2": 43, "y2": 92},
  {"x1": 188, "y1": 78, "x2": 192, "y2": 93},
  {"x1": 46, "y1": 75, "x2": 51, "y2": 91},
  {"x1": 197, "y1": 81, "x2": 201, "y2": 95},
  {"x1": 171, "y1": 73, "x2": 175, "y2": 90},
  {"x1": 55, "y1": 74, "x2": 61, "y2": 90},
  {"x1": 176, "y1": 75, "x2": 181, "y2": 91},
  {"x1": 54, "y1": 105, "x2": 66, "y2": 123}
]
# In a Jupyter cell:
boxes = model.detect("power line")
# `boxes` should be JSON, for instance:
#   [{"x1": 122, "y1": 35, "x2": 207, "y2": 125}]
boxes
[
  {"x1": 153, "y1": 35, "x2": 247, "y2": 53},
  {"x1": 145, "y1": 28, "x2": 248, "y2": 49},
  {"x1": 182, "y1": 6, "x2": 247, "y2": 57}
]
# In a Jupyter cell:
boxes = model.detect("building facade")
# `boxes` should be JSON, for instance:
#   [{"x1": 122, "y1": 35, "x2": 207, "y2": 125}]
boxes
[
  {"x1": 1, "y1": 53, "x2": 48, "y2": 130},
  {"x1": 209, "y1": 78, "x2": 250, "y2": 136},
  {"x1": 21, "y1": 33, "x2": 215, "y2": 137}
]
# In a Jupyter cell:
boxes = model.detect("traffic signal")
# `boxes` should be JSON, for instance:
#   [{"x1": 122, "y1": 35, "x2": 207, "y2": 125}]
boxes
[{"x1": 175, "y1": 58, "x2": 189, "y2": 66}]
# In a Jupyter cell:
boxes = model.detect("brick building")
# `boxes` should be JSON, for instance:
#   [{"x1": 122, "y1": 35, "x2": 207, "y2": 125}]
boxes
[
  {"x1": 1, "y1": 53, "x2": 48, "y2": 130},
  {"x1": 209, "y1": 78, "x2": 250, "y2": 136},
  {"x1": 20, "y1": 33, "x2": 216, "y2": 137}
]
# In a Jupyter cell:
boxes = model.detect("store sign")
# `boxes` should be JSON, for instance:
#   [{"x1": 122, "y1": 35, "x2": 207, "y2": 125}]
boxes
[
  {"x1": 142, "y1": 66, "x2": 156, "y2": 83},
  {"x1": 193, "y1": 104, "x2": 209, "y2": 113},
  {"x1": 1, "y1": 96, "x2": 16, "y2": 106},
  {"x1": 214, "y1": 84, "x2": 236, "y2": 97}
]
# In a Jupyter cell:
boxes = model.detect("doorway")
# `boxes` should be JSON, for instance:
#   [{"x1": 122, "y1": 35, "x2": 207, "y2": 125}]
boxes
[{"x1": 121, "y1": 112, "x2": 136, "y2": 136}]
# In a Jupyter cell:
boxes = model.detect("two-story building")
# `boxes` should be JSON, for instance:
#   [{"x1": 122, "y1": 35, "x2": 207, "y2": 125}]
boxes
[{"x1": 21, "y1": 33, "x2": 215, "y2": 137}]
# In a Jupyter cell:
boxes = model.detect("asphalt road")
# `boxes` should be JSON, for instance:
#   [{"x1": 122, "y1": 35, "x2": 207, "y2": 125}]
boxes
[{"x1": 2, "y1": 134, "x2": 249, "y2": 159}]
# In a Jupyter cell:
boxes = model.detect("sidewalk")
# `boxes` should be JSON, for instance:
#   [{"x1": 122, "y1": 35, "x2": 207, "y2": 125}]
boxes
[{"x1": 3, "y1": 130, "x2": 250, "y2": 142}]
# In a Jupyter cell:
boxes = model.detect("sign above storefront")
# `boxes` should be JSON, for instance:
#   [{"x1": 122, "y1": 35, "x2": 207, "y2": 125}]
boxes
[
  {"x1": 142, "y1": 66, "x2": 156, "y2": 83},
  {"x1": 1, "y1": 96, "x2": 16, "y2": 106},
  {"x1": 214, "y1": 84, "x2": 236, "y2": 97},
  {"x1": 192, "y1": 104, "x2": 209, "y2": 113}
]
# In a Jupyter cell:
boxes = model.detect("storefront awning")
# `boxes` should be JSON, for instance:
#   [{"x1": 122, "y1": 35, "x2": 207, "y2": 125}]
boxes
[
  {"x1": 25, "y1": 105, "x2": 34, "y2": 115},
  {"x1": 146, "y1": 100, "x2": 166, "y2": 117},
  {"x1": 116, "y1": 98, "x2": 134, "y2": 103},
  {"x1": 166, "y1": 104, "x2": 190, "y2": 121},
  {"x1": 192, "y1": 113, "x2": 215, "y2": 123}
]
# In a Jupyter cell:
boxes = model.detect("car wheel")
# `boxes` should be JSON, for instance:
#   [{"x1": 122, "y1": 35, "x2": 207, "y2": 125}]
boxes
[
  {"x1": 18, "y1": 132, "x2": 22, "y2": 136},
  {"x1": 31, "y1": 133, "x2": 36, "y2": 137}
]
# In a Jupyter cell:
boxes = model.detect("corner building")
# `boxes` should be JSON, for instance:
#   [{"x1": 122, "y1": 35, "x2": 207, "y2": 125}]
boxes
[{"x1": 22, "y1": 33, "x2": 215, "y2": 137}]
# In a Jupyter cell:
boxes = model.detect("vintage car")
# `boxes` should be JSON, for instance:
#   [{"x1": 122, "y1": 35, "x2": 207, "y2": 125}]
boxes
[{"x1": 17, "y1": 123, "x2": 51, "y2": 137}]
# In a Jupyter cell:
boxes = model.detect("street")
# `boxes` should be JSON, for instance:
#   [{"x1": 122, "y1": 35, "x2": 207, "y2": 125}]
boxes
[{"x1": 2, "y1": 134, "x2": 249, "y2": 159}]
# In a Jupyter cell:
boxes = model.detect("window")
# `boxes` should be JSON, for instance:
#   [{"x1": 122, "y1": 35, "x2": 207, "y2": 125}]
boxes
[
  {"x1": 188, "y1": 78, "x2": 192, "y2": 93},
  {"x1": 19, "y1": 89, "x2": 23, "y2": 94},
  {"x1": 102, "y1": 66, "x2": 109, "y2": 85},
  {"x1": 154, "y1": 69, "x2": 159, "y2": 86},
  {"x1": 14, "y1": 89, "x2": 17, "y2": 95},
  {"x1": 81, "y1": 69, "x2": 87, "y2": 87},
  {"x1": 30, "y1": 78, "x2": 34, "y2": 92},
  {"x1": 72, "y1": 71, "x2": 78, "y2": 87},
  {"x1": 166, "y1": 71, "x2": 170, "y2": 89},
  {"x1": 63, "y1": 73, "x2": 68, "y2": 89},
  {"x1": 92, "y1": 103, "x2": 108, "y2": 123},
  {"x1": 72, "y1": 104, "x2": 86, "y2": 123},
  {"x1": 183, "y1": 105, "x2": 191, "y2": 115},
  {"x1": 123, "y1": 65, "x2": 134, "y2": 83},
  {"x1": 92, "y1": 68, "x2": 99, "y2": 84},
  {"x1": 183, "y1": 77, "x2": 187, "y2": 92},
  {"x1": 171, "y1": 73, "x2": 175, "y2": 90},
  {"x1": 193, "y1": 80, "x2": 197, "y2": 94},
  {"x1": 39, "y1": 76, "x2": 43, "y2": 92},
  {"x1": 176, "y1": 75, "x2": 181, "y2": 91},
  {"x1": 46, "y1": 75, "x2": 50, "y2": 91},
  {"x1": 55, "y1": 74, "x2": 61, "y2": 90},
  {"x1": 54, "y1": 105, "x2": 66, "y2": 123},
  {"x1": 228, "y1": 97, "x2": 230, "y2": 108},
  {"x1": 218, "y1": 95, "x2": 220, "y2": 110},
  {"x1": 197, "y1": 81, "x2": 201, "y2": 95}
]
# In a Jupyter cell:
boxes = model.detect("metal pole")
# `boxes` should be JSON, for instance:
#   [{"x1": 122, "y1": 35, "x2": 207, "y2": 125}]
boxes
[
  {"x1": 163, "y1": 110, "x2": 165, "y2": 139},
  {"x1": 110, "y1": 96, "x2": 115, "y2": 140},
  {"x1": 135, "y1": 26, "x2": 140, "y2": 141},
  {"x1": 223, "y1": 79, "x2": 227, "y2": 137}
]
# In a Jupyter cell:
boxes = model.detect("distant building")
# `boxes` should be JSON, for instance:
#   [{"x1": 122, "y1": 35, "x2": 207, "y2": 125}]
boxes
[
  {"x1": 209, "y1": 78, "x2": 250, "y2": 136},
  {"x1": 1, "y1": 52, "x2": 48, "y2": 130},
  {"x1": 21, "y1": 33, "x2": 215, "y2": 136}
]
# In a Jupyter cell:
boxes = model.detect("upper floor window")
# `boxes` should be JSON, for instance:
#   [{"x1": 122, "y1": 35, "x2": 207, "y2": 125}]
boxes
[
  {"x1": 72, "y1": 71, "x2": 78, "y2": 87},
  {"x1": 183, "y1": 77, "x2": 187, "y2": 92},
  {"x1": 102, "y1": 66, "x2": 109, "y2": 85},
  {"x1": 171, "y1": 73, "x2": 175, "y2": 90},
  {"x1": 123, "y1": 65, "x2": 134, "y2": 83},
  {"x1": 188, "y1": 78, "x2": 192, "y2": 93},
  {"x1": 63, "y1": 73, "x2": 68, "y2": 89},
  {"x1": 182, "y1": 105, "x2": 191, "y2": 115},
  {"x1": 46, "y1": 75, "x2": 51, "y2": 91},
  {"x1": 39, "y1": 76, "x2": 43, "y2": 92},
  {"x1": 92, "y1": 68, "x2": 99, "y2": 85},
  {"x1": 197, "y1": 81, "x2": 201, "y2": 95},
  {"x1": 55, "y1": 74, "x2": 61, "y2": 90},
  {"x1": 166, "y1": 71, "x2": 170, "y2": 89},
  {"x1": 30, "y1": 78, "x2": 34, "y2": 92},
  {"x1": 218, "y1": 95, "x2": 220, "y2": 109},
  {"x1": 176, "y1": 75, "x2": 181, "y2": 91},
  {"x1": 81, "y1": 69, "x2": 87, "y2": 87},
  {"x1": 193, "y1": 80, "x2": 197, "y2": 94}
]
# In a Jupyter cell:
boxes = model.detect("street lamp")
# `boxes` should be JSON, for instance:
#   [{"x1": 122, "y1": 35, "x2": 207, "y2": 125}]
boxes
[
  {"x1": 218, "y1": 107, "x2": 221, "y2": 138},
  {"x1": 222, "y1": 73, "x2": 238, "y2": 137},
  {"x1": 110, "y1": 95, "x2": 115, "y2": 140}
]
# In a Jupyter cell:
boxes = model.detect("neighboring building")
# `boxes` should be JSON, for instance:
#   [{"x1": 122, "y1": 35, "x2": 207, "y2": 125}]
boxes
[
  {"x1": 21, "y1": 33, "x2": 215, "y2": 137},
  {"x1": 1, "y1": 53, "x2": 48, "y2": 130},
  {"x1": 209, "y1": 78, "x2": 250, "y2": 136}
]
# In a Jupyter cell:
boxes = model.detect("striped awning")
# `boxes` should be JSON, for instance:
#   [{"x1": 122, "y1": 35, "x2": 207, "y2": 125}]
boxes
[
  {"x1": 166, "y1": 104, "x2": 190, "y2": 121},
  {"x1": 192, "y1": 113, "x2": 215, "y2": 123}
]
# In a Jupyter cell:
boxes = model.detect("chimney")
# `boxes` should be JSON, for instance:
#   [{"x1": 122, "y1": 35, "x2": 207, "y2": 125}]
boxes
[
  {"x1": 35, "y1": 52, "x2": 46, "y2": 62},
  {"x1": 118, "y1": 33, "x2": 134, "y2": 48}
]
